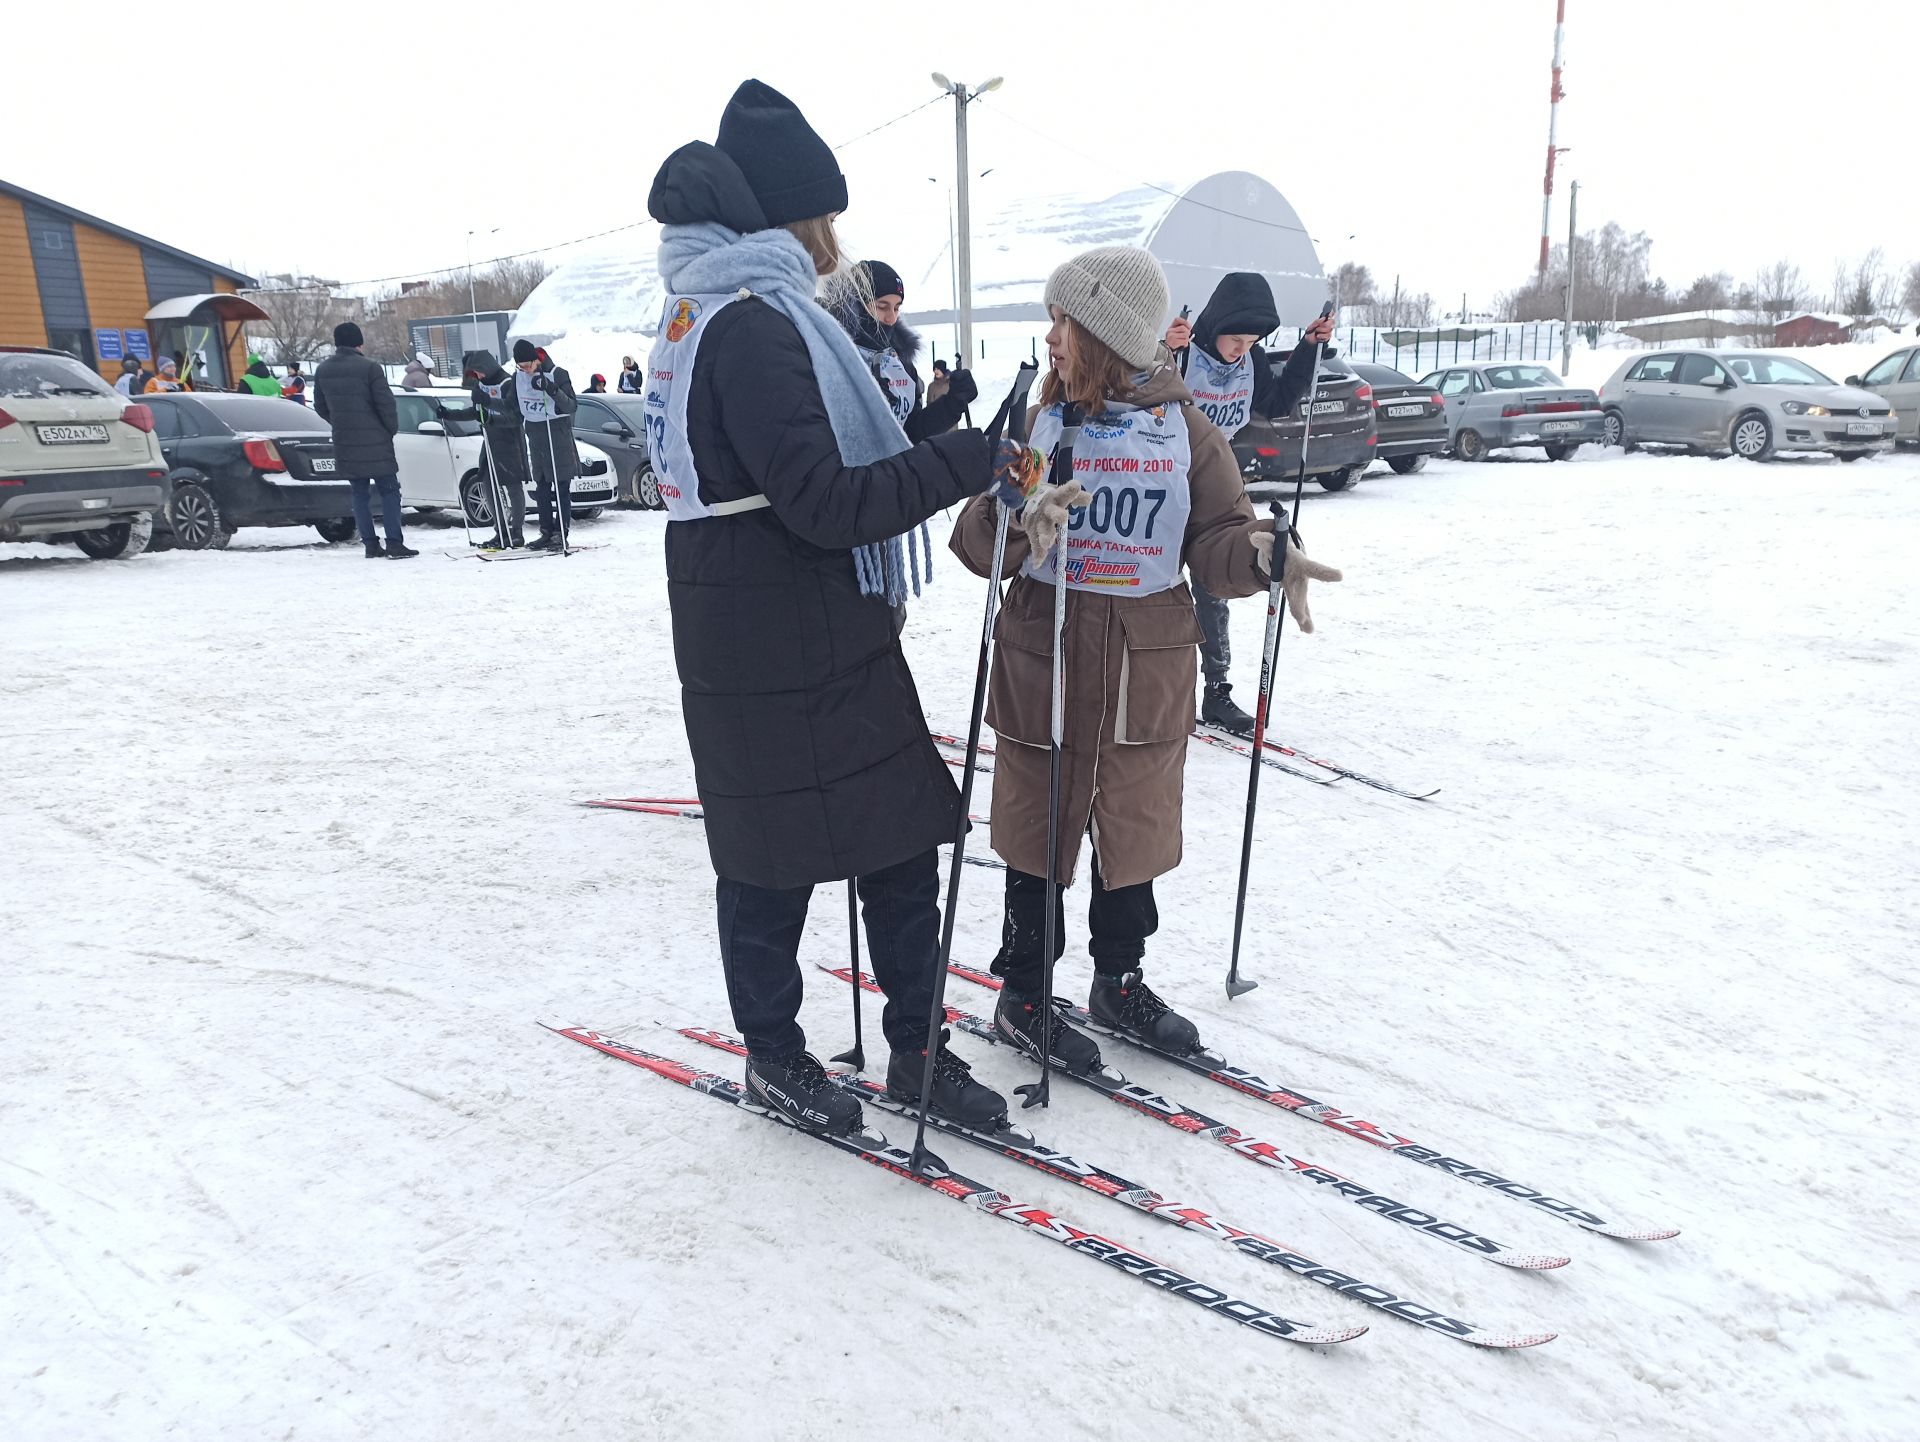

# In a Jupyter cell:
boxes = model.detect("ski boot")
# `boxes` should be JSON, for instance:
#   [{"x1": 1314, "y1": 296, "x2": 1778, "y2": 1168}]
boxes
[
  {"x1": 528, "y1": 531, "x2": 561, "y2": 552},
  {"x1": 886, "y1": 1029, "x2": 1009, "y2": 1132},
  {"x1": 1090, "y1": 969, "x2": 1201, "y2": 1056},
  {"x1": 744, "y1": 1051, "x2": 862, "y2": 1135},
  {"x1": 1200, "y1": 683, "x2": 1256, "y2": 739},
  {"x1": 993, "y1": 986, "x2": 1103, "y2": 1076},
  {"x1": 385, "y1": 541, "x2": 419, "y2": 560}
]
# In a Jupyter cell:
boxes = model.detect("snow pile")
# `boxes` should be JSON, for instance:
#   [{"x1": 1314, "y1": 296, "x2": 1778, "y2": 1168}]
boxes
[{"x1": 6, "y1": 444, "x2": 1920, "y2": 1440}]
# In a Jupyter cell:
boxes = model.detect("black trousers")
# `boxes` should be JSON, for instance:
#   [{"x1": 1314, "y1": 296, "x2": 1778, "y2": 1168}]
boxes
[
  {"x1": 989, "y1": 849, "x2": 1158, "y2": 995},
  {"x1": 526, "y1": 421, "x2": 575, "y2": 537},
  {"x1": 717, "y1": 847, "x2": 942, "y2": 1062},
  {"x1": 481, "y1": 431, "x2": 527, "y2": 542},
  {"x1": 1193, "y1": 580, "x2": 1232, "y2": 688}
]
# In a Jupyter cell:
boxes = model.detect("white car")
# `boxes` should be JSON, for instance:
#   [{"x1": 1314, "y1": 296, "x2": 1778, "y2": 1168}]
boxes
[{"x1": 388, "y1": 386, "x2": 614, "y2": 523}]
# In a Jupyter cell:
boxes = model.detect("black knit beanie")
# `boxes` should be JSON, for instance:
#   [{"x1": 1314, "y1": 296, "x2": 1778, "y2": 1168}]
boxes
[
  {"x1": 334, "y1": 321, "x2": 364, "y2": 348},
  {"x1": 860, "y1": 260, "x2": 904, "y2": 301},
  {"x1": 715, "y1": 80, "x2": 848, "y2": 226},
  {"x1": 512, "y1": 339, "x2": 538, "y2": 363}
]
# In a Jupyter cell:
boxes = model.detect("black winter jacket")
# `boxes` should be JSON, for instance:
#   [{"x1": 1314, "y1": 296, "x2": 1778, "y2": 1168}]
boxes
[
  {"x1": 463, "y1": 350, "x2": 531, "y2": 483},
  {"x1": 671, "y1": 296, "x2": 991, "y2": 889},
  {"x1": 313, "y1": 346, "x2": 399, "y2": 477},
  {"x1": 832, "y1": 305, "x2": 975, "y2": 443},
  {"x1": 1187, "y1": 271, "x2": 1318, "y2": 419}
]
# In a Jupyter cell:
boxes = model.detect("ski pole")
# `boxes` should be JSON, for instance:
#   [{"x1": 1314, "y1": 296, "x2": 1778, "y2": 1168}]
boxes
[
  {"x1": 1016, "y1": 401, "x2": 1084, "y2": 1114},
  {"x1": 1225, "y1": 300, "x2": 1333, "y2": 999},
  {"x1": 907, "y1": 362, "x2": 1039, "y2": 1174},
  {"x1": 830, "y1": 879, "x2": 866, "y2": 1071}
]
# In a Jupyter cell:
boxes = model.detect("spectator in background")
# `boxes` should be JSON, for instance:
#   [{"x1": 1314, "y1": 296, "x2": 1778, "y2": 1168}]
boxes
[
  {"x1": 585, "y1": 372, "x2": 608, "y2": 394},
  {"x1": 401, "y1": 352, "x2": 435, "y2": 390},
  {"x1": 926, "y1": 358, "x2": 951, "y2": 407},
  {"x1": 238, "y1": 353, "x2": 280, "y2": 396},
  {"x1": 315, "y1": 321, "x2": 417, "y2": 560},
  {"x1": 113, "y1": 357, "x2": 146, "y2": 397},
  {"x1": 281, "y1": 361, "x2": 308, "y2": 405},
  {"x1": 145, "y1": 359, "x2": 186, "y2": 393},
  {"x1": 617, "y1": 355, "x2": 642, "y2": 393}
]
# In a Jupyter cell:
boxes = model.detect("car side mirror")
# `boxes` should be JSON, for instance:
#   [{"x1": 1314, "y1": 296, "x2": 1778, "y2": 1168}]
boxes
[
  {"x1": 600, "y1": 421, "x2": 624, "y2": 435},
  {"x1": 1845, "y1": 375, "x2": 1862, "y2": 386},
  {"x1": 417, "y1": 420, "x2": 445, "y2": 435}
]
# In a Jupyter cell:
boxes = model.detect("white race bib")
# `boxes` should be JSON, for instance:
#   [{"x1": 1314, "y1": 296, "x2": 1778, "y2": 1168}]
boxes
[
  {"x1": 861, "y1": 346, "x2": 917, "y2": 426},
  {"x1": 643, "y1": 292, "x2": 746, "y2": 521},
  {"x1": 1022, "y1": 402, "x2": 1192, "y2": 595},
  {"x1": 1184, "y1": 347, "x2": 1255, "y2": 438}
]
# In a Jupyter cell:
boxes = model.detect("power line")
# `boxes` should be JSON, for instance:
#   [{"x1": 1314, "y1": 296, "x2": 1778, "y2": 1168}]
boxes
[{"x1": 246, "y1": 96, "x2": 948, "y2": 297}]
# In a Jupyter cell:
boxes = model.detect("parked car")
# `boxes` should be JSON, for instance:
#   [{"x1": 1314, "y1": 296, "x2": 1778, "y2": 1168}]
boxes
[
  {"x1": 390, "y1": 387, "x2": 616, "y2": 525},
  {"x1": 572, "y1": 392, "x2": 664, "y2": 508},
  {"x1": 1844, "y1": 348, "x2": 1919, "y2": 447},
  {"x1": 0, "y1": 345, "x2": 168, "y2": 559},
  {"x1": 1597, "y1": 351, "x2": 1896, "y2": 462},
  {"x1": 141, "y1": 393, "x2": 355, "y2": 548},
  {"x1": 1419, "y1": 362, "x2": 1605, "y2": 462},
  {"x1": 1349, "y1": 362, "x2": 1449, "y2": 474},
  {"x1": 1232, "y1": 349, "x2": 1377, "y2": 493}
]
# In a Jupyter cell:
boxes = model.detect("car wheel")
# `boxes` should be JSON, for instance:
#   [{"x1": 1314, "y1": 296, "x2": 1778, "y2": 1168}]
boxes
[
  {"x1": 74, "y1": 513, "x2": 154, "y2": 560},
  {"x1": 1386, "y1": 454, "x2": 1428, "y2": 475},
  {"x1": 574, "y1": 506, "x2": 603, "y2": 520},
  {"x1": 461, "y1": 473, "x2": 495, "y2": 527},
  {"x1": 1317, "y1": 469, "x2": 1352, "y2": 492},
  {"x1": 1454, "y1": 428, "x2": 1487, "y2": 462},
  {"x1": 1731, "y1": 411, "x2": 1774, "y2": 461},
  {"x1": 314, "y1": 517, "x2": 359, "y2": 543},
  {"x1": 1834, "y1": 450, "x2": 1871, "y2": 463},
  {"x1": 1602, "y1": 409, "x2": 1636, "y2": 451},
  {"x1": 637, "y1": 465, "x2": 664, "y2": 510},
  {"x1": 167, "y1": 482, "x2": 232, "y2": 550}
]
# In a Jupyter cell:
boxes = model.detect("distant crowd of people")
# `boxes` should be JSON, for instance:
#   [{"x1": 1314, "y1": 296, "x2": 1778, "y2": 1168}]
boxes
[{"x1": 112, "y1": 352, "x2": 308, "y2": 403}]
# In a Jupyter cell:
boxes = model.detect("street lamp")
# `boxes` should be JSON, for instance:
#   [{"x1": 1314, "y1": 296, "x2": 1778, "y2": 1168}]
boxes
[
  {"x1": 467, "y1": 227, "x2": 499, "y2": 357},
  {"x1": 932, "y1": 74, "x2": 1002, "y2": 367}
]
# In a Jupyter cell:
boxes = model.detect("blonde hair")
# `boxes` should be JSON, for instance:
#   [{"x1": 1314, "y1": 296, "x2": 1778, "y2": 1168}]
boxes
[
  {"x1": 781, "y1": 215, "x2": 844, "y2": 279},
  {"x1": 1040, "y1": 314, "x2": 1134, "y2": 414}
]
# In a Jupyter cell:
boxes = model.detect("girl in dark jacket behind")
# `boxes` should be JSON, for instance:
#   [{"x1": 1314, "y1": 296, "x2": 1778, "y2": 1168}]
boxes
[
  {"x1": 826, "y1": 260, "x2": 978, "y2": 441},
  {"x1": 643, "y1": 79, "x2": 1006, "y2": 1135}
]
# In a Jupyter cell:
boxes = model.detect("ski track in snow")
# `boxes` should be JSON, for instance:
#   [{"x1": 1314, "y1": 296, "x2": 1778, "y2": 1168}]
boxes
[{"x1": 4, "y1": 449, "x2": 1918, "y2": 1441}]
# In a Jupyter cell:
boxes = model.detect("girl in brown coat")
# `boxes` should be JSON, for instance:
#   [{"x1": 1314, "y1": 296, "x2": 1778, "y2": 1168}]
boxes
[{"x1": 953, "y1": 245, "x2": 1340, "y2": 1071}]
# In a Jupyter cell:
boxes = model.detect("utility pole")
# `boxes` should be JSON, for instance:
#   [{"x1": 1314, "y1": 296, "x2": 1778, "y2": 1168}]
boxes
[
  {"x1": 1561, "y1": 180, "x2": 1579, "y2": 375},
  {"x1": 1539, "y1": 0, "x2": 1568, "y2": 283},
  {"x1": 932, "y1": 73, "x2": 1002, "y2": 367},
  {"x1": 466, "y1": 227, "x2": 498, "y2": 357},
  {"x1": 1391, "y1": 273, "x2": 1402, "y2": 329}
]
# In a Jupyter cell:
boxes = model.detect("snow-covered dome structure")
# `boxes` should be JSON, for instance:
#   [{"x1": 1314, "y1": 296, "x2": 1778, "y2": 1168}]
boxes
[{"x1": 508, "y1": 170, "x2": 1324, "y2": 377}]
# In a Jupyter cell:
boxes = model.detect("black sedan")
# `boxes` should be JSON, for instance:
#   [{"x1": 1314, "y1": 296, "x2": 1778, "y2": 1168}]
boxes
[
  {"x1": 1350, "y1": 363, "x2": 1449, "y2": 474},
  {"x1": 1231, "y1": 349, "x2": 1378, "y2": 493},
  {"x1": 572, "y1": 393, "x2": 664, "y2": 509},
  {"x1": 141, "y1": 393, "x2": 355, "y2": 549}
]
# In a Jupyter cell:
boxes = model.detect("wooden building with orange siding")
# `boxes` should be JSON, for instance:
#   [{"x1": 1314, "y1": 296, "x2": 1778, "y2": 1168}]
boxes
[{"x1": 0, "y1": 178, "x2": 258, "y2": 389}]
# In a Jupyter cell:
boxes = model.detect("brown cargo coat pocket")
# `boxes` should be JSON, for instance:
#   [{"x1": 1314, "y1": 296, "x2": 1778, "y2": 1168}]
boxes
[
  {"x1": 1113, "y1": 597, "x2": 1202, "y2": 744},
  {"x1": 985, "y1": 602, "x2": 1057, "y2": 746}
]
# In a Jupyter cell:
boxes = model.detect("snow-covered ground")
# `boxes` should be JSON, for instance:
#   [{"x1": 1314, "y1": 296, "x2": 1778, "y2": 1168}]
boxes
[{"x1": 6, "y1": 443, "x2": 1919, "y2": 1441}]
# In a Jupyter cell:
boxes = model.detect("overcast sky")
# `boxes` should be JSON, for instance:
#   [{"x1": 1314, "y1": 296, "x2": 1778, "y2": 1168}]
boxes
[{"x1": 11, "y1": 0, "x2": 1917, "y2": 316}]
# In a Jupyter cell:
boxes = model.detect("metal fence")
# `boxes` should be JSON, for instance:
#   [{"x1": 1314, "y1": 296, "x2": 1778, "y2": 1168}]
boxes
[{"x1": 1267, "y1": 323, "x2": 1571, "y2": 377}]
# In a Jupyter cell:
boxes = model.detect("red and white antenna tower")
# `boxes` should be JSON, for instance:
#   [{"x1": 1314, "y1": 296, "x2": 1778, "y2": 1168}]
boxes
[{"x1": 1538, "y1": 0, "x2": 1569, "y2": 281}]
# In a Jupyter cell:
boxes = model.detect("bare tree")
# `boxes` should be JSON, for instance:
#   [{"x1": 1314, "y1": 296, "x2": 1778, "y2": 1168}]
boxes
[
  {"x1": 1903, "y1": 260, "x2": 1920, "y2": 319},
  {"x1": 248, "y1": 274, "x2": 349, "y2": 367},
  {"x1": 1744, "y1": 260, "x2": 1806, "y2": 340},
  {"x1": 350, "y1": 258, "x2": 555, "y2": 363}
]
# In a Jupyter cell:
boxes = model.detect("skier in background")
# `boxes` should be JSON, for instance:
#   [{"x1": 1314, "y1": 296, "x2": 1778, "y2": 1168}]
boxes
[
  {"x1": 1164, "y1": 273, "x2": 1334, "y2": 737},
  {"x1": 144, "y1": 358, "x2": 187, "y2": 393},
  {"x1": 113, "y1": 357, "x2": 145, "y2": 397},
  {"x1": 493, "y1": 339, "x2": 577, "y2": 551},
  {"x1": 645, "y1": 79, "x2": 1005, "y2": 1135},
  {"x1": 825, "y1": 259, "x2": 977, "y2": 442},
  {"x1": 953, "y1": 246, "x2": 1341, "y2": 1068},
  {"x1": 464, "y1": 348, "x2": 529, "y2": 550},
  {"x1": 281, "y1": 361, "x2": 308, "y2": 405},
  {"x1": 584, "y1": 373, "x2": 608, "y2": 394}
]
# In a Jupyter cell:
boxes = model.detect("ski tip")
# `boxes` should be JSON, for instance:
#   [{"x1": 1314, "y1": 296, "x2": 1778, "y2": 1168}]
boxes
[
  {"x1": 1497, "y1": 1252, "x2": 1574, "y2": 1271},
  {"x1": 1587, "y1": 1223, "x2": 1682, "y2": 1242},
  {"x1": 1470, "y1": 1330, "x2": 1558, "y2": 1350},
  {"x1": 1292, "y1": 1324, "x2": 1369, "y2": 1346}
]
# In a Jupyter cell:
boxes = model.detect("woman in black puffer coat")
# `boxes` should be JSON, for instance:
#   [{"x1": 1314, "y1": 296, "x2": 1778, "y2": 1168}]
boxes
[{"x1": 644, "y1": 79, "x2": 1009, "y2": 1137}]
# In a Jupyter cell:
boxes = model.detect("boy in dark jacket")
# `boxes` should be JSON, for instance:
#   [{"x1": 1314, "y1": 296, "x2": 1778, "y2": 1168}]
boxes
[
  {"x1": 1165, "y1": 273, "x2": 1330, "y2": 734},
  {"x1": 464, "y1": 348, "x2": 529, "y2": 549}
]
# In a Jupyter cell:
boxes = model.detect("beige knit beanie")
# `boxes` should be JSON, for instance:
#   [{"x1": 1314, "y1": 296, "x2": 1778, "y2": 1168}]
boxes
[{"x1": 1043, "y1": 245, "x2": 1170, "y2": 370}]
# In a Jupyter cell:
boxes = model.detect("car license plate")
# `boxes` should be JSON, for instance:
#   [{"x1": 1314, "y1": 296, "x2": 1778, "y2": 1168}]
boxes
[
  {"x1": 310, "y1": 456, "x2": 336, "y2": 473},
  {"x1": 1846, "y1": 422, "x2": 1879, "y2": 436},
  {"x1": 1299, "y1": 400, "x2": 1345, "y2": 416},
  {"x1": 1542, "y1": 419, "x2": 1582, "y2": 432},
  {"x1": 570, "y1": 477, "x2": 600, "y2": 493},
  {"x1": 1386, "y1": 404, "x2": 1423, "y2": 418},
  {"x1": 36, "y1": 423, "x2": 109, "y2": 445}
]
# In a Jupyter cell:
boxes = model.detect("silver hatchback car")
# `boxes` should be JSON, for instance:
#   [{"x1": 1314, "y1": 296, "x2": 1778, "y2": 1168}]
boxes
[
  {"x1": 1844, "y1": 347, "x2": 1920, "y2": 446},
  {"x1": 1597, "y1": 350, "x2": 1897, "y2": 461}
]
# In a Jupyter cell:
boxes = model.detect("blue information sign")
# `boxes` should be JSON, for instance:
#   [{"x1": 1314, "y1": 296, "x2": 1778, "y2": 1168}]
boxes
[
  {"x1": 96, "y1": 328, "x2": 124, "y2": 361},
  {"x1": 124, "y1": 329, "x2": 152, "y2": 361}
]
